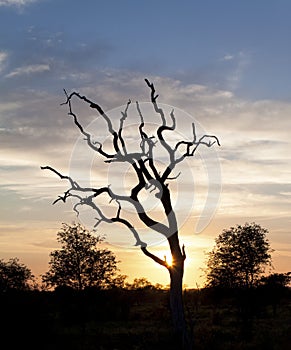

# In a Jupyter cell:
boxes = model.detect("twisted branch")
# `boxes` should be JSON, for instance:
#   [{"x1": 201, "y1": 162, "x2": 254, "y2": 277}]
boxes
[
  {"x1": 144, "y1": 79, "x2": 220, "y2": 182},
  {"x1": 42, "y1": 79, "x2": 220, "y2": 265}
]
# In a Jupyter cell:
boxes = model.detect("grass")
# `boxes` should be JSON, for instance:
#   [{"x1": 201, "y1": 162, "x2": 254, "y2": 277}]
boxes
[{"x1": 1, "y1": 287, "x2": 290, "y2": 349}]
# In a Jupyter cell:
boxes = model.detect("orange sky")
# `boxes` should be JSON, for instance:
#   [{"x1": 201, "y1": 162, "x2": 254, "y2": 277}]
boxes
[
  {"x1": 1, "y1": 2, "x2": 291, "y2": 289},
  {"x1": 1, "y1": 76, "x2": 291, "y2": 288}
]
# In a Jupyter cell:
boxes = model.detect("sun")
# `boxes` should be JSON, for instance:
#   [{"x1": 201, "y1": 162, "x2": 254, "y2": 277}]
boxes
[{"x1": 163, "y1": 253, "x2": 173, "y2": 267}]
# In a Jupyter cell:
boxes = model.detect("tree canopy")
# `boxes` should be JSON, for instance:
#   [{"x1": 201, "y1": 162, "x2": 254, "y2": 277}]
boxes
[
  {"x1": 205, "y1": 222, "x2": 273, "y2": 289},
  {"x1": 0, "y1": 257, "x2": 35, "y2": 292},
  {"x1": 42, "y1": 223, "x2": 124, "y2": 290},
  {"x1": 259, "y1": 272, "x2": 291, "y2": 289}
]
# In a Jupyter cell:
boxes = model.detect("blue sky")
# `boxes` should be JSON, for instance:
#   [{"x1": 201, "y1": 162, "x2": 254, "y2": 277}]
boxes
[
  {"x1": 1, "y1": 0, "x2": 291, "y2": 98},
  {"x1": 0, "y1": 0, "x2": 291, "y2": 287}
]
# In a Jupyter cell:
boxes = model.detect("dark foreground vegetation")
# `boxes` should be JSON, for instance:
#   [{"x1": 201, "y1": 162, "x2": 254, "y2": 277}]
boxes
[{"x1": 1, "y1": 285, "x2": 290, "y2": 350}]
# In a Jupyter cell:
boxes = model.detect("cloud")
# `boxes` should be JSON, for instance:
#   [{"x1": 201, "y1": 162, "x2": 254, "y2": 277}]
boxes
[
  {"x1": 0, "y1": 29, "x2": 113, "y2": 97},
  {"x1": 0, "y1": 51, "x2": 8, "y2": 72},
  {"x1": 222, "y1": 51, "x2": 251, "y2": 90},
  {"x1": 0, "y1": 0, "x2": 38, "y2": 6},
  {"x1": 5, "y1": 63, "x2": 50, "y2": 78},
  {"x1": 1, "y1": 72, "x2": 290, "y2": 231},
  {"x1": 173, "y1": 51, "x2": 251, "y2": 94},
  {"x1": 0, "y1": 70, "x2": 290, "y2": 280},
  {"x1": 222, "y1": 54, "x2": 234, "y2": 61}
]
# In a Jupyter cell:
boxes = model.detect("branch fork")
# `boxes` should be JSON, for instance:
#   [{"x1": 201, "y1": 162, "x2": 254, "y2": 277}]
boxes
[{"x1": 42, "y1": 79, "x2": 220, "y2": 256}]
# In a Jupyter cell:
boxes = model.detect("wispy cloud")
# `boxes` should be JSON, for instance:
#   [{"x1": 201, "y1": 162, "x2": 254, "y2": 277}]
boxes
[
  {"x1": 0, "y1": 0, "x2": 38, "y2": 6},
  {"x1": 232, "y1": 52, "x2": 250, "y2": 87},
  {"x1": 1, "y1": 72, "x2": 289, "y2": 235},
  {"x1": 222, "y1": 54, "x2": 234, "y2": 61},
  {"x1": 5, "y1": 63, "x2": 50, "y2": 78},
  {"x1": 222, "y1": 51, "x2": 251, "y2": 90},
  {"x1": 0, "y1": 71, "x2": 290, "y2": 282},
  {"x1": 0, "y1": 51, "x2": 8, "y2": 73}
]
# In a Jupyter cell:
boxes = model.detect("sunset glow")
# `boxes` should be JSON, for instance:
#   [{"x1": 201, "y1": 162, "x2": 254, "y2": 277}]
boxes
[{"x1": 1, "y1": 1, "x2": 291, "y2": 289}]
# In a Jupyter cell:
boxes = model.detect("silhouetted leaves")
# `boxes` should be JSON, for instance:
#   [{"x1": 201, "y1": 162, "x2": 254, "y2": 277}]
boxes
[
  {"x1": 205, "y1": 222, "x2": 273, "y2": 289},
  {"x1": 0, "y1": 257, "x2": 35, "y2": 292},
  {"x1": 42, "y1": 223, "x2": 125, "y2": 290}
]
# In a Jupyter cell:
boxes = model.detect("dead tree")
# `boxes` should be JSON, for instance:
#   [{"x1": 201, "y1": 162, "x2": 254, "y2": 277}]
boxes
[{"x1": 41, "y1": 79, "x2": 220, "y2": 348}]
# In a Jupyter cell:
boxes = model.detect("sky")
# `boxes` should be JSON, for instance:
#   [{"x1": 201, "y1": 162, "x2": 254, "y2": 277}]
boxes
[{"x1": 0, "y1": 0, "x2": 291, "y2": 288}]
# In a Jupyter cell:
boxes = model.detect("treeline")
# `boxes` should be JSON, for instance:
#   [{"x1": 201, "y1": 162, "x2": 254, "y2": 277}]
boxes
[
  {"x1": 1, "y1": 222, "x2": 290, "y2": 293},
  {"x1": 1, "y1": 222, "x2": 291, "y2": 348}
]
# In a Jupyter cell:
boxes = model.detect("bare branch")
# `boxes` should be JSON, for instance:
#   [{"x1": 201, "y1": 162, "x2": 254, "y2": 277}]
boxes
[
  {"x1": 161, "y1": 129, "x2": 220, "y2": 181},
  {"x1": 145, "y1": 78, "x2": 165, "y2": 125},
  {"x1": 42, "y1": 79, "x2": 220, "y2": 268},
  {"x1": 61, "y1": 90, "x2": 115, "y2": 159},
  {"x1": 40, "y1": 165, "x2": 78, "y2": 189},
  {"x1": 41, "y1": 165, "x2": 147, "y2": 247},
  {"x1": 144, "y1": 80, "x2": 221, "y2": 183},
  {"x1": 141, "y1": 246, "x2": 170, "y2": 269},
  {"x1": 136, "y1": 101, "x2": 161, "y2": 180},
  {"x1": 167, "y1": 172, "x2": 181, "y2": 180},
  {"x1": 41, "y1": 165, "x2": 169, "y2": 240},
  {"x1": 145, "y1": 78, "x2": 177, "y2": 166},
  {"x1": 192, "y1": 122, "x2": 197, "y2": 144},
  {"x1": 118, "y1": 99, "x2": 131, "y2": 155},
  {"x1": 61, "y1": 90, "x2": 121, "y2": 154},
  {"x1": 182, "y1": 244, "x2": 186, "y2": 260}
]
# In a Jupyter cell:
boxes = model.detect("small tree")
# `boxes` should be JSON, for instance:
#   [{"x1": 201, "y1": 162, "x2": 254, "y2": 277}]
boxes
[
  {"x1": 42, "y1": 223, "x2": 122, "y2": 290},
  {"x1": 128, "y1": 277, "x2": 154, "y2": 290},
  {"x1": 205, "y1": 222, "x2": 273, "y2": 289},
  {"x1": 0, "y1": 258, "x2": 35, "y2": 292},
  {"x1": 259, "y1": 272, "x2": 291, "y2": 288},
  {"x1": 259, "y1": 272, "x2": 291, "y2": 315}
]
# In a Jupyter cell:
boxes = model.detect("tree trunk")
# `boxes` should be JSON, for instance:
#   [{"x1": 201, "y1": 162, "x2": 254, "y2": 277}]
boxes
[
  {"x1": 169, "y1": 259, "x2": 192, "y2": 349},
  {"x1": 140, "y1": 232, "x2": 192, "y2": 348}
]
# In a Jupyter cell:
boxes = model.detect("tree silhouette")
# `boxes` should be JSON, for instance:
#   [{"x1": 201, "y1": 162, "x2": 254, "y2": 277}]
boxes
[
  {"x1": 128, "y1": 277, "x2": 154, "y2": 290},
  {"x1": 0, "y1": 257, "x2": 35, "y2": 292},
  {"x1": 42, "y1": 223, "x2": 124, "y2": 290},
  {"x1": 259, "y1": 272, "x2": 291, "y2": 288},
  {"x1": 259, "y1": 272, "x2": 291, "y2": 315},
  {"x1": 41, "y1": 79, "x2": 220, "y2": 347},
  {"x1": 205, "y1": 222, "x2": 273, "y2": 289}
]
